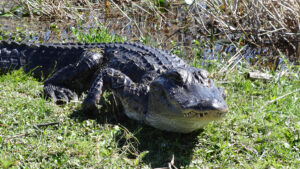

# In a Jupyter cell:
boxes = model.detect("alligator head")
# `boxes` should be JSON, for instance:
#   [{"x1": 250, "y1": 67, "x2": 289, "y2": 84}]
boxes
[{"x1": 146, "y1": 67, "x2": 228, "y2": 133}]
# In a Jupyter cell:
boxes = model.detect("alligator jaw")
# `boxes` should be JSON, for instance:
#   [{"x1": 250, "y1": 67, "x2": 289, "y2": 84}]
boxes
[{"x1": 145, "y1": 111, "x2": 223, "y2": 133}]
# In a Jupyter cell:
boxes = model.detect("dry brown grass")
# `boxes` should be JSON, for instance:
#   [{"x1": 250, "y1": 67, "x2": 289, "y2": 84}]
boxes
[
  {"x1": 191, "y1": 0, "x2": 299, "y2": 64},
  {"x1": 3, "y1": 0, "x2": 300, "y2": 68}
]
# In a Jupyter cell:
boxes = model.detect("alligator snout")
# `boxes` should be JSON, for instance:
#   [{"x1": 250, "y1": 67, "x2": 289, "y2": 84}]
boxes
[
  {"x1": 209, "y1": 98, "x2": 229, "y2": 113},
  {"x1": 183, "y1": 98, "x2": 228, "y2": 117}
]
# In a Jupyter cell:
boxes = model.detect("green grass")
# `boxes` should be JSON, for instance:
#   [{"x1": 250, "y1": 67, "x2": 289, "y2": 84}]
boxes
[
  {"x1": 0, "y1": 66, "x2": 299, "y2": 168},
  {"x1": 0, "y1": 70, "x2": 136, "y2": 168},
  {"x1": 0, "y1": 21, "x2": 299, "y2": 168}
]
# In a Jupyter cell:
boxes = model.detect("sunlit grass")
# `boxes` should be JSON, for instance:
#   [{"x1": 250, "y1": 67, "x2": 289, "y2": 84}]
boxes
[
  {"x1": 0, "y1": 6, "x2": 299, "y2": 167},
  {"x1": 0, "y1": 65, "x2": 298, "y2": 168}
]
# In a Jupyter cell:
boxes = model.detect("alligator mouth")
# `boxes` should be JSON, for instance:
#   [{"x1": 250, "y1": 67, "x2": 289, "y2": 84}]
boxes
[{"x1": 183, "y1": 111, "x2": 225, "y2": 118}]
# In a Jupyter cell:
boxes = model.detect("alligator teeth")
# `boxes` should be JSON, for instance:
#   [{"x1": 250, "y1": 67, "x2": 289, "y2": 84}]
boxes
[
  {"x1": 184, "y1": 111, "x2": 195, "y2": 117},
  {"x1": 216, "y1": 112, "x2": 225, "y2": 117},
  {"x1": 183, "y1": 111, "x2": 226, "y2": 118},
  {"x1": 195, "y1": 112, "x2": 208, "y2": 118},
  {"x1": 184, "y1": 111, "x2": 208, "y2": 118}
]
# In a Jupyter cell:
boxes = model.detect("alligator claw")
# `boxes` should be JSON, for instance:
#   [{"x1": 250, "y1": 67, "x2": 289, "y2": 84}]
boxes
[{"x1": 44, "y1": 85, "x2": 78, "y2": 104}]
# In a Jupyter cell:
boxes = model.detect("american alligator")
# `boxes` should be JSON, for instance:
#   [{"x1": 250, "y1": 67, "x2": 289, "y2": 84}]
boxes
[{"x1": 0, "y1": 40, "x2": 228, "y2": 133}]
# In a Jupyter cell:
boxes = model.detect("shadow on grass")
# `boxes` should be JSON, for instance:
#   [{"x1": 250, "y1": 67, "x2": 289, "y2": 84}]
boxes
[{"x1": 70, "y1": 105, "x2": 202, "y2": 168}]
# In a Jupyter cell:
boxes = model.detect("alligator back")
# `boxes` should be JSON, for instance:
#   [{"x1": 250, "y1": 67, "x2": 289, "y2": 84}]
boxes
[{"x1": 0, "y1": 41, "x2": 189, "y2": 80}]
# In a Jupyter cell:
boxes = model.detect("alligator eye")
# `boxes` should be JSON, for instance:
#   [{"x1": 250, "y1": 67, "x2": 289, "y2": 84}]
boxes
[
  {"x1": 166, "y1": 72, "x2": 184, "y2": 85},
  {"x1": 151, "y1": 82, "x2": 168, "y2": 98}
]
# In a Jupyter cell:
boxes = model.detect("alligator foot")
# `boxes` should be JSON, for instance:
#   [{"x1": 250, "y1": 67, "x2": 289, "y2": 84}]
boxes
[
  {"x1": 81, "y1": 97, "x2": 101, "y2": 117},
  {"x1": 44, "y1": 85, "x2": 78, "y2": 104}
]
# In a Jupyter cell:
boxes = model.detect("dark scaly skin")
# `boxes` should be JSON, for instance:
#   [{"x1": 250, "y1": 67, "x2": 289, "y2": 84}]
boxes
[{"x1": 0, "y1": 40, "x2": 228, "y2": 133}]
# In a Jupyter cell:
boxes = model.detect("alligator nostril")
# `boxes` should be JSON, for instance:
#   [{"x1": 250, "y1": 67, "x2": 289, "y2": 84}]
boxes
[
  {"x1": 220, "y1": 106, "x2": 229, "y2": 113},
  {"x1": 218, "y1": 87, "x2": 226, "y2": 99},
  {"x1": 210, "y1": 99, "x2": 228, "y2": 113}
]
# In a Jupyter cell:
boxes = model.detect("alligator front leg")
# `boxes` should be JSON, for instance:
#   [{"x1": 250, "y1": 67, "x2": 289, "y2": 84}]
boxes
[
  {"x1": 82, "y1": 68, "x2": 148, "y2": 119},
  {"x1": 44, "y1": 51, "x2": 104, "y2": 103}
]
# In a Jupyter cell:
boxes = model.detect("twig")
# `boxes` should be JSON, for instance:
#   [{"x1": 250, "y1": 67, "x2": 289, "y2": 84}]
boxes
[
  {"x1": 265, "y1": 89, "x2": 300, "y2": 105},
  {"x1": 259, "y1": 88, "x2": 300, "y2": 111},
  {"x1": 168, "y1": 154, "x2": 178, "y2": 169},
  {"x1": 34, "y1": 122, "x2": 60, "y2": 128},
  {"x1": 246, "y1": 71, "x2": 272, "y2": 80},
  {"x1": 5, "y1": 133, "x2": 30, "y2": 140},
  {"x1": 219, "y1": 46, "x2": 246, "y2": 73},
  {"x1": 109, "y1": 0, "x2": 143, "y2": 38},
  {"x1": 132, "y1": 2, "x2": 151, "y2": 15},
  {"x1": 153, "y1": 154, "x2": 178, "y2": 169}
]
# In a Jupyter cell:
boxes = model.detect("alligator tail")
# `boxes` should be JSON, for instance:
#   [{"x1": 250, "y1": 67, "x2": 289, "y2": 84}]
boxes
[{"x1": 0, "y1": 41, "x2": 85, "y2": 78}]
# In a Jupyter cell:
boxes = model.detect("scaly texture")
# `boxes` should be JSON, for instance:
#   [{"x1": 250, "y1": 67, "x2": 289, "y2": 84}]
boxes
[{"x1": 0, "y1": 40, "x2": 228, "y2": 133}]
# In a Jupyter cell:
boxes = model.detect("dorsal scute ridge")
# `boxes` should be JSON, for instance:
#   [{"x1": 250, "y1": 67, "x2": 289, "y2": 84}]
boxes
[{"x1": 0, "y1": 40, "x2": 187, "y2": 67}]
